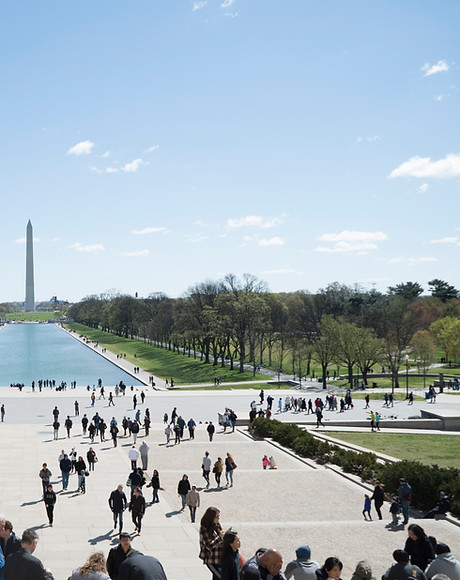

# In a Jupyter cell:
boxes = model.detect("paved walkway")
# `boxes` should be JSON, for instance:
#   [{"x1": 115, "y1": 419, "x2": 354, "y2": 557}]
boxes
[{"x1": 1, "y1": 388, "x2": 460, "y2": 580}]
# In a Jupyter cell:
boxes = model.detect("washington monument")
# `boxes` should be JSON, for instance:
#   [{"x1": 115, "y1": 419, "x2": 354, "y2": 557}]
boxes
[{"x1": 25, "y1": 220, "x2": 35, "y2": 312}]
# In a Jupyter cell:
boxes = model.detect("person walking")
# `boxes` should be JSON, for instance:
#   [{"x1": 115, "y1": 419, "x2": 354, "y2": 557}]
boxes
[
  {"x1": 214, "y1": 457, "x2": 223, "y2": 488},
  {"x1": 362, "y1": 494, "x2": 372, "y2": 520},
  {"x1": 202, "y1": 451, "x2": 211, "y2": 489},
  {"x1": 129, "y1": 487, "x2": 146, "y2": 535},
  {"x1": 177, "y1": 474, "x2": 191, "y2": 510},
  {"x1": 186, "y1": 485, "x2": 200, "y2": 523},
  {"x1": 225, "y1": 453, "x2": 236, "y2": 487},
  {"x1": 75, "y1": 456, "x2": 87, "y2": 492},
  {"x1": 109, "y1": 485, "x2": 128, "y2": 532},
  {"x1": 398, "y1": 477, "x2": 412, "y2": 525},
  {"x1": 128, "y1": 446, "x2": 139, "y2": 470},
  {"x1": 39, "y1": 463, "x2": 52, "y2": 497},
  {"x1": 147, "y1": 469, "x2": 161, "y2": 504},
  {"x1": 1, "y1": 403, "x2": 5, "y2": 422},
  {"x1": 370, "y1": 481, "x2": 385, "y2": 520},
  {"x1": 199, "y1": 506, "x2": 224, "y2": 580},
  {"x1": 53, "y1": 419, "x2": 60, "y2": 440},
  {"x1": 44, "y1": 484, "x2": 56, "y2": 526},
  {"x1": 60, "y1": 454, "x2": 72, "y2": 491},
  {"x1": 207, "y1": 421, "x2": 215, "y2": 442},
  {"x1": 107, "y1": 533, "x2": 135, "y2": 580},
  {"x1": 139, "y1": 441, "x2": 149, "y2": 471},
  {"x1": 110, "y1": 422, "x2": 119, "y2": 447}
]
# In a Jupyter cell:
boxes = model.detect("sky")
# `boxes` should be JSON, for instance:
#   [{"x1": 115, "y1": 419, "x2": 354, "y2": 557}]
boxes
[{"x1": 1, "y1": 0, "x2": 459, "y2": 304}]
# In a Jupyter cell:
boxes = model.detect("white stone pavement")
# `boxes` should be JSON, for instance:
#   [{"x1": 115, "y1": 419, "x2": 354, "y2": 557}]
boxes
[{"x1": 1, "y1": 387, "x2": 460, "y2": 580}]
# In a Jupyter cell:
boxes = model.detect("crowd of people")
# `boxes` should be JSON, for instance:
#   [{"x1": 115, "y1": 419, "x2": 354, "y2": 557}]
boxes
[{"x1": 197, "y1": 506, "x2": 460, "y2": 580}]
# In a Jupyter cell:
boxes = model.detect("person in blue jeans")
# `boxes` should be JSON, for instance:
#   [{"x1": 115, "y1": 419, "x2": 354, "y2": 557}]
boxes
[
  {"x1": 60, "y1": 454, "x2": 72, "y2": 490},
  {"x1": 109, "y1": 485, "x2": 128, "y2": 532},
  {"x1": 225, "y1": 453, "x2": 235, "y2": 487}
]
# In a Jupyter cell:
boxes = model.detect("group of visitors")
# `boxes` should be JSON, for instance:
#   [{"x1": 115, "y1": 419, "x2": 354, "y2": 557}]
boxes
[{"x1": 198, "y1": 506, "x2": 460, "y2": 580}]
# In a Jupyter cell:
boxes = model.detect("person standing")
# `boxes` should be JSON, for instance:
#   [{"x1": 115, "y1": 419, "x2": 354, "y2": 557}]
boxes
[
  {"x1": 207, "y1": 421, "x2": 215, "y2": 442},
  {"x1": 199, "y1": 507, "x2": 224, "y2": 580},
  {"x1": 65, "y1": 416, "x2": 73, "y2": 438},
  {"x1": 398, "y1": 477, "x2": 412, "y2": 525},
  {"x1": 81, "y1": 414, "x2": 88, "y2": 435},
  {"x1": 110, "y1": 422, "x2": 119, "y2": 447},
  {"x1": 87, "y1": 447, "x2": 97, "y2": 471},
  {"x1": 75, "y1": 456, "x2": 87, "y2": 492},
  {"x1": 4, "y1": 529, "x2": 54, "y2": 580},
  {"x1": 164, "y1": 424, "x2": 172, "y2": 444},
  {"x1": 129, "y1": 487, "x2": 146, "y2": 535},
  {"x1": 139, "y1": 441, "x2": 149, "y2": 470},
  {"x1": 202, "y1": 451, "x2": 212, "y2": 489},
  {"x1": 109, "y1": 485, "x2": 128, "y2": 532},
  {"x1": 130, "y1": 421, "x2": 140, "y2": 444},
  {"x1": 44, "y1": 484, "x2": 56, "y2": 527},
  {"x1": 188, "y1": 418, "x2": 196, "y2": 439},
  {"x1": 107, "y1": 533, "x2": 135, "y2": 580},
  {"x1": 1, "y1": 403, "x2": 5, "y2": 422},
  {"x1": 177, "y1": 474, "x2": 191, "y2": 510},
  {"x1": 39, "y1": 463, "x2": 52, "y2": 497},
  {"x1": 60, "y1": 454, "x2": 72, "y2": 490},
  {"x1": 186, "y1": 485, "x2": 200, "y2": 523},
  {"x1": 52, "y1": 419, "x2": 60, "y2": 440},
  {"x1": 221, "y1": 530, "x2": 242, "y2": 580},
  {"x1": 74, "y1": 401, "x2": 79, "y2": 416}
]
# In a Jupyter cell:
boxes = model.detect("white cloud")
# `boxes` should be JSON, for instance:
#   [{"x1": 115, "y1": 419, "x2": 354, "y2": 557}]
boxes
[
  {"x1": 131, "y1": 227, "x2": 168, "y2": 235},
  {"x1": 192, "y1": 1, "x2": 207, "y2": 10},
  {"x1": 421, "y1": 60, "x2": 449, "y2": 77},
  {"x1": 227, "y1": 215, "x2": 284, "y2": 229},
  {"x1": 389, "y1": 153, "x2": 460, "y2": 179},
  {"x1": 105, "y1": 167, "x2": 119, "y2": 173},
  {"x1": 184, "y1": 233, "x2": 209, "y2": 243},
  {"x1": 119, "y1": 249, "x2": 150, "y2": 257},
  {"x1": 261, "y1": 268, "x2": 296, "y2": 274},
  {"x1": 102, "y1": 151, "x2": 111, "y2": 158},
  {"x1": 356, "y1": 136, "x2": 363, "y2": 143},
  {"x1": 224, "y1": 11, "x2": 239, "y2": 17},
  {"x1": 71, "y1": 242, "x2": 104, "y2": 253},
  {"x1": 15, "y1": 236, "x2": 39, "y2": 244},
  {"x1": 122, "y1": 158, "x2": 144, "y2": 172},
  {"x1": 221, "y1": 0, "x2": 235, "y2": 6},
  {"x1": 144, "y1": 145, "x2": 160, "y2": 154},
  {"x1": 387, "y1": 256, "x2": 438, "y2": 265},
  {"x1": 417, "y1": 183, "x2": 429, "y2": 194},
  {"x1": 258, "y1": 237, "x2": 284, "y2": 247},
  {"x1": 430, "y1": 236, "x2": 458, "y2": 244},
  {"x1": 367, "y1": 135, "x2": 380, "y2": 142},
  {"x1": 67, "y1": 140, "x2": 95, "y2": 156},
  {"x1": 315, "y1": 230, "x2": 387, "y2": 254}
]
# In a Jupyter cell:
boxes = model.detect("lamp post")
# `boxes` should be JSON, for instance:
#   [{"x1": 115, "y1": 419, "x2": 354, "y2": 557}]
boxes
[{"x1": 405, "y1": 354, "x2": 409, "y2": 399}]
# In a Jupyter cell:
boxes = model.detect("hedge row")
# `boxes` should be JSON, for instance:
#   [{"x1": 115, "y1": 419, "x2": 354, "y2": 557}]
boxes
[{"x1": 250, "y1": 418, "x2": 460, "y2": 516}]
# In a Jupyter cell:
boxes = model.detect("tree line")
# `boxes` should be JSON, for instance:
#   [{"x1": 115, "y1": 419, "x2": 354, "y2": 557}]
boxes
[{"x1": 68, "y1": 276, "x2": 460, "y2": 387}]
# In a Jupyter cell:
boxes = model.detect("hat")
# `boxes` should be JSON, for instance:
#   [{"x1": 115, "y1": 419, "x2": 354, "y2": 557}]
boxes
[
  {"x1": 295, "y1": 546, "x2": 311, "y2": 560},
  {"x1": 351, "y1": 560, "x2": 375, "y2": 580}
]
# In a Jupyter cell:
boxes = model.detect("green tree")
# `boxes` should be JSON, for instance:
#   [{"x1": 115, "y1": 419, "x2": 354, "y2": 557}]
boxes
[
  {"x1": 313, "y1": 315, "x2": 340, "y2": 388},
  {"x1": 430, "y1": 317, "x2": 460, "y2": 363},
  {"x1": 428, "y1": 279, "x2": 459, "y2": 302},
  {"x1": 410, "y1": 330, "x2": 436, "y2": 388},
  {"x1": 388, "y1": 281, "x2": 424, "y2": 300}
]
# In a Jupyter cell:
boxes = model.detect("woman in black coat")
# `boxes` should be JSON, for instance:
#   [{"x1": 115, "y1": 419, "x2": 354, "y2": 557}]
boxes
[
  {"x1": 370, "y1": 481, "x2": 385, "y2": 520},
  {"x1": 404, "y1": 524, "x2": 435, "y2": 570},
  {"x1": 177, "y1": 474, "x2": 191, "y2": 510}
]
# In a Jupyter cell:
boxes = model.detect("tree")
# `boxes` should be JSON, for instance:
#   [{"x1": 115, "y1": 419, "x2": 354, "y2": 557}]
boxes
[
  {"x1": 410, "y1": 330, "x2": 436, "y2": 388},
  {"x1": 430, "y1": 317, "x2": 460, "y2": 363},
  {"x1": 388, "y1": 281, "x2": 424, "y2": 300},
  {"x1": 313, "y1": 315, "x2": 339, "y2": 388},
  {"x1": 428, "y1": 279, "x2": 459, "y2": 302}
]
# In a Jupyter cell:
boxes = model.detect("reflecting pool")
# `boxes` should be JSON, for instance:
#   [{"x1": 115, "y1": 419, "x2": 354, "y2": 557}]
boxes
[{"x1": 0, "y1": 323, "x2": 143, "y2": 387}]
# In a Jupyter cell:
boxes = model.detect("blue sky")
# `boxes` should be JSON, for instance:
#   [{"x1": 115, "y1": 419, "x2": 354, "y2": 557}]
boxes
[{"x1": 1, "y1": 1, "x2": 459, "y2": 304}]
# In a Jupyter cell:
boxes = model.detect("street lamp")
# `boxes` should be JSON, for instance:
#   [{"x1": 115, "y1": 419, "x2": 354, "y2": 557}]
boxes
[{"x1": 405, "y1": 354, "x2": 409, "y2": 399}]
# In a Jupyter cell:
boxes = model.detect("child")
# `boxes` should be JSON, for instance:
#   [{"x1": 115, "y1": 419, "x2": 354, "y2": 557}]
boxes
[
  {"x1": 262, "y1": 455, "x2": 269, "y2": 470},
  {"x1": 389, "y1": 497, "x2": 400, "y2": 525},
  {"x1": 363, "y1": 494, "x2": 372, "y2": 520}
]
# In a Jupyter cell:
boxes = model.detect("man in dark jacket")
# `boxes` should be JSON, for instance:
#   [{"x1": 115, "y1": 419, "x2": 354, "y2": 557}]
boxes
[
  {"x1": 60, "y1": 454, "x2": 72, "y2": 490},
  {"x1": 44, "y1": 484, "x2": 57, "y2": 526},
  {"x1": 109, "y1": 485, "x2": 128, "y2": 532},
  {"x1": 5, "y1": 528, "x2": 54, "y2": 579},
  {"x1": 118, "y1": 552, "x2": 167, "y2": 580},
  {"x1": 0, "y1": 519, "x2": 21, "y2": 557},
  {"x1": 107, "y1": 533, "x2": 137, "y2": 580},
  {"x1": 242, "y1": 548, "x2": 286, "y2": 580},
  {"x1": 382, "y1": 549, "x2": 426, "y2": 580}
]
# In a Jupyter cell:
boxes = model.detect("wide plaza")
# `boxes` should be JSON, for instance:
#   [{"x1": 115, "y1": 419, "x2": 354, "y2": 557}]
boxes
[{"x1": 1, "y1": 385, "x2": 460, "y2": 580}]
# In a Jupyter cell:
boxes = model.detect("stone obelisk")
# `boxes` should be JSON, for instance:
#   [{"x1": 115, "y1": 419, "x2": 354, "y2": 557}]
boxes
[{"x1": 25, "y1": 220, "x2": 35, "y2": 312}]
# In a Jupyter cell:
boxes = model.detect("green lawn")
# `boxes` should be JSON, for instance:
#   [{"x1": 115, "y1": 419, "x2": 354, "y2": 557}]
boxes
[
  {"x1": 4, "y1": 312, "x2": 64, "y2": 321},
  {"x1": 65, "y1": 323, "x2": 268, "y2": 385},
  {"x1": 328, "y1": 432, "x2": 460, "y2": 469}
]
